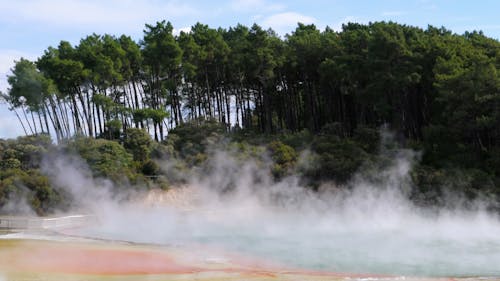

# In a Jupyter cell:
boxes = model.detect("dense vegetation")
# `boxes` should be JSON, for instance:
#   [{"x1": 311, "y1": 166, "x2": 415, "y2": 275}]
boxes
[{"x1": 0, "y1": 20, "x2": 499, "y2": 214}]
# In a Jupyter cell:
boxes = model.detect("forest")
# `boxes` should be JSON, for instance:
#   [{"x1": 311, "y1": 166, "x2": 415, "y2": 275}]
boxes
[{"x1": 0, "y1": 21, "x2": 499, "y2": 214}]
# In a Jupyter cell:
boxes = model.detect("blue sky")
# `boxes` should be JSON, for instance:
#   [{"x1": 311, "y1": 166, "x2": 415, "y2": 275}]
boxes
[{"x1": 1, "y1": 0, "x2": 499, "y2": 139}]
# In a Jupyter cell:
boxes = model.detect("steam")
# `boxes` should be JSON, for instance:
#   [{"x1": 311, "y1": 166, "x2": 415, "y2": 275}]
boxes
[
  {"x1": 0, "y1": 190, "x2": 36, "y2": 216},
  {"x1": 37, "y1": 134, "x2": 500, "y2": 277},
  {"x1": 42, "y1": 154, "x2": 117, "y2": 211}
]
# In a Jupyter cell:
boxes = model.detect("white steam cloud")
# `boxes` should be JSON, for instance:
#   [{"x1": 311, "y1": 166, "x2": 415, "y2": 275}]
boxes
[{"x1": 38, "y1": 134, "x2": 500, "y2": 278}]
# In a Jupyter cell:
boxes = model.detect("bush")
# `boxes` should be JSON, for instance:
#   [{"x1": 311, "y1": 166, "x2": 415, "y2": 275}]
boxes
[
  {"x1": 309, "y1": 136, "x2": 368, "y2": 182},
  {"x1": 268, "y1": 141, "x2": 297, "y2": 166},
  {"x1": 0, "y1": 169, "x2": 64, "y2": 215},
  {"x1": 124, "y1": 128, "x2": 153, "y2": 162},
  {"x1": 353, "y1": 126, "x2": 380, "y2": 153},
  {"x1": 68, "y1": 137, "x2": 135, "y2": 182},
  {"x1": 279, "y1": 129, "x2": 313, "y2": 150},
  {"x1": 14, "y1": 144, "x2": 47, "y2": 169},
  {"x1": 103, "y1": 119, "x2": 122, "y2": 140},
  {"x1": 24, "y1": 172, "x2": 63, "y2": 215},
  {"x1": 141, "y1": 159, "x2": 160, "y2": 176},
  {"x1": 167, "y1": 118, "x2": 226, "y2": 157},
  {"x1": 268, "y1": 141, "x2": 297, "y2": 178},
  {"x1": 3, "y1": 148, "x2": 19, "y2": 160},
  {"x1": 16, "y1": 134, "x2": 52, "y2": 147},
  {"x1": 0, "y1": 134, "x2": 51, "y2": 170},
  {"x1": 1, "y1": 158, "x2": 21, "y2": 169},
  {"x1": 411, "y1": 165, "x2": 498, "y2": 207},
  {"x1": 0, "y1": 169, "x2": 26, "y2": 210},
  {"x1": 151, "y1": 142, "x2": 176, "y2": 159}
]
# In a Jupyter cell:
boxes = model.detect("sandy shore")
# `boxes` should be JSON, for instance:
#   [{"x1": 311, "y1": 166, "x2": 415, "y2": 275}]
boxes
[{"x1": 0, "y1": 237, "x2": 495, "y2": 281}]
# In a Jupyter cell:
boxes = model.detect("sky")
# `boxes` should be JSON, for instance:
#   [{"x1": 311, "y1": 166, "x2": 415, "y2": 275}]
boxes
[{"x1": 1, "y1": 0, "x2": 499, "y2": 139}]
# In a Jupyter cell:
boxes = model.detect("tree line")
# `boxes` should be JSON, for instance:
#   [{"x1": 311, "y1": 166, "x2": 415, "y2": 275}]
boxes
[{"x1": 1, "y1": 20, "x2": 499, "y2": 162}]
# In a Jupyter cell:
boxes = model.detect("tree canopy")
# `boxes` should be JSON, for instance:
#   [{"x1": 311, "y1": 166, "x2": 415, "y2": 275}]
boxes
[{"x1": 2, "y1": 20, "x2": 499, "y2": 182}]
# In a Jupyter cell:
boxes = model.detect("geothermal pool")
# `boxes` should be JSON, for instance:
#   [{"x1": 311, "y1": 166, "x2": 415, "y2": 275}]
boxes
[
  {"x1": 68, "y1": 202, "x2": 500, "y2": 279},
  {"x1": 14, "y1": 146, "x2": 498, "y2": 279},
  {"x1": 4, "y1": 176, "x2": 500, "y2": 280},
  {"x1": 2, "y1": 203, "x2": 500, "y2": 281}
]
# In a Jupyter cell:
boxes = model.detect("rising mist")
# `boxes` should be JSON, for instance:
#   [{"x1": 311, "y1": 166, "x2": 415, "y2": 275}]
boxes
[{"x1": 32, "y1": 132, "x2": 500, "y2": 277}]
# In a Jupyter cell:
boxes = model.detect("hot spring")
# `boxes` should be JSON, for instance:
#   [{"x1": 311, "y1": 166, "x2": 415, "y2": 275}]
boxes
[
  {"x1": 9, "y1": 148, "x2": 500, "y2": 279},
  {"x1": 73, "y1": 185, "x2": 500, "y2": 278}
]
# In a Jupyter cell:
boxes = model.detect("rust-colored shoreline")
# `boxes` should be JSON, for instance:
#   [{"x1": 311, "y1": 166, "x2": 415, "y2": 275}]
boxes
[
  {"x1": 1, "y1": 239, "x2": 199, "y2": 275},
  {"x1": 0, "y1": 238, "x2": 493, "y2": 281}
]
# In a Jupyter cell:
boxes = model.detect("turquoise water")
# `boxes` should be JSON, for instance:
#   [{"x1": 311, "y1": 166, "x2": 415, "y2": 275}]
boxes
[
  {"x1": 188, "y1": 230, "x2": 500, "y2": 277},
  {"x1": 81, "y1": 207, "x2": 500, "y2": 277}
]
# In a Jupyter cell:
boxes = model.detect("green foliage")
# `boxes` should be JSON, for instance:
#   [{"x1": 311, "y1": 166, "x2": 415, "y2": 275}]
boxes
[
  {"x1": 485, "y1": 147, "x2": 500, "y2": 177},
  {"x1": 0, "y1": 134, "x2": 52, "y2": 170},
  {"x1": 124, "y1": 128, "x2": 153, "y2": 162},
  {"x1": 309, "y1": 136, "x2": 369, "y2": 182},
  {"x1": 1, "y1": 158, "x2": 21, "y2": 169},
  {"x1": 103, "y1": 119, "x2": 122, "y2": 140},
  {"x1": 142, "y1": 20, "x2": 182, "y2": 77},
  {"x1": 268, "y1": 141, "x2": 297, "y2": 178},
  {"x1": 411, "y1": 165, "x2": 498, "y2": 207},
  {"x1": 278, "y1": 129, "x2": 313, "y2": 150},
  {"x1": 1, "y1": 20, "x2": 500, "y2": 212},
  {"x1": 16, "y1": 134, "x2": 52, "y2": 147},
  {"x1": 68, "y1": 137, "x2": 134, "y2": 182},
  {"x1": 7, "y1": 58, "x2": 51, "y2": 111},
  {"x1": 0, "y1": 168, "x2": 63, "y2": 215},
  {"x1": 24, "y1": 170, "x2": 63, "y2": 215},
  {"x1": 141, "y1": 159, "x2": 160, "y2": 176},
  {"x1": 167, "y1": 118, "x2": 226, "y2": 159},
  {"x1": 0, "y1": 169, "x2": 27, "y2": 211},
  {"x1": 132, "y1": 108, "x2": 170, "y2": 125},
  {"x1": 352, "y1": 126, "x2": 380, "y2": 153},
  {"x1": 227, "y1": 141, "x2": 267, "y2": 162}
]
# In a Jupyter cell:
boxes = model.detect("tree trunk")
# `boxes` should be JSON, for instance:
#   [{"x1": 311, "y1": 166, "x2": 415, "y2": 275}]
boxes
[
  {"x1": 13, "y1": 108, "x2": 28, "y2": 136},
  {"x1": 22, "y1": 107, "x2": 34, "y2": 135}
]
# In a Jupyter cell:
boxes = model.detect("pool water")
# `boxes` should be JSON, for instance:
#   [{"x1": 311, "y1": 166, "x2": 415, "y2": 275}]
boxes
[{"x1": 77, "y1": 206, "x2": 500, "y2": 278}]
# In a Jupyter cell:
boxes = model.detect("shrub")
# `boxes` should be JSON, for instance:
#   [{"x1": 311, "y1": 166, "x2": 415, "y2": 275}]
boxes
[
  {"x1": 68, "y1": 137, "x2": 134, "y2": 182},
  {"x1": 141, "y1": 159, "x2": 160, "y2": 176},
  {"x1": 1, "y1": 158, "x2": 21, "y2": 169},
  {"x1": 309, "y1": 136, "x2": 368, "y2": 182},
  {"x1": 268, "y1": 141, "x2": 297, "y2": 178},
  {"x1": 167, "y1": 118, "x2": 226, "y2": 157},
  {"x1": 124, "y1": 128, "x2": 153, "y2": 162}
]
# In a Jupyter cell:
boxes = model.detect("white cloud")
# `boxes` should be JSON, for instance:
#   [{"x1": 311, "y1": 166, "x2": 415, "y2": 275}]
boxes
[
  {"x1": 173, "y1": 26, "x2": 192, "y2": 36},
  {"x1": 260, "y1": 12, "x2": 317, "y2": 34},
  {"x1": 329, "y1": 16, "x2": 363, "y2": 32},
  {"x1": 252, "y1": 14, "x2": 264, "y2": 21},
  {"x1": 0, "y1": 0, "x2": 199, "y2": 31},
  {"x1": 416, "y1": 0, "x2": 438, "y2": 11},
  {"x1": 230, "y1": 0, "x2": 285, "y2": 13}
]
